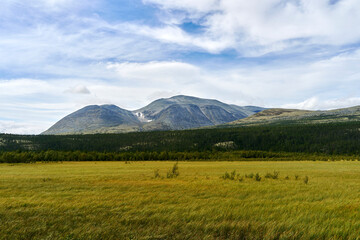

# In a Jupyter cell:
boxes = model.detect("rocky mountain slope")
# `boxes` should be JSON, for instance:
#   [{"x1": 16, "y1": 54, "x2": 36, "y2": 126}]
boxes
[
  {"x1": 43, "y1": 105, "x2": 141, "y2": 135},
  {"x1": 135, "y1": 95, "x2": 264, "y2": 131},
  {"x1": 42, "y1": 95, "x2": 265, "y2": 135}
]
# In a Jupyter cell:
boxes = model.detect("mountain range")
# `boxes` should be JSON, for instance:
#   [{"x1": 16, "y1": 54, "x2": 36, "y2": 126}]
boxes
[
  {"x1": 43, "y1": 95, "x2": 360, "y2": 135},
  {"x1": 42, "y1": 95, "x2": 264, "y2": 135}
]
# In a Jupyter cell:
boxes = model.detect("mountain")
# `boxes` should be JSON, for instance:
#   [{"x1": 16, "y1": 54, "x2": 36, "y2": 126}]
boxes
[
  {"x1": 135, "y1": 95, "x2": 264, "y2": 130},
  {"x1": 228, "y1": 105, "x2": 360, "y2": 126},
  {"x1": 43, "y1": 105, "x2": 141, "y2": 135},
  {"x1": 42, "y1": 95, "x2": 265, "y2": 135}
]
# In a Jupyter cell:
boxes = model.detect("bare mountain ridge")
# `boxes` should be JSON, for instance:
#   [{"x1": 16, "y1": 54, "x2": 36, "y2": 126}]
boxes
[
  {"x1": 43, "y1": 95, "x2": 265, "y2": 135},
  {"x1": 229, "y1": 106, "x2": 360, "y2": 126}
]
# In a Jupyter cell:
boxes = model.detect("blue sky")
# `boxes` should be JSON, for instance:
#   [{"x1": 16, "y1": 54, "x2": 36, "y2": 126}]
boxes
[{"x1": 1, "y1": 0, "x2": 360, "y2": 134}]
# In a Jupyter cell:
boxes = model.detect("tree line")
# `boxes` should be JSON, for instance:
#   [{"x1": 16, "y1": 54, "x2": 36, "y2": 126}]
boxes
[{"x1": 0, "y1": 150, "x2": 357, "y2": 163}]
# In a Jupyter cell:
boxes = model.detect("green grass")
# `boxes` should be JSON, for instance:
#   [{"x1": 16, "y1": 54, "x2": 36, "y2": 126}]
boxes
[{"x1": 1, "y1": 161, "x2": 360, "y2": 239}]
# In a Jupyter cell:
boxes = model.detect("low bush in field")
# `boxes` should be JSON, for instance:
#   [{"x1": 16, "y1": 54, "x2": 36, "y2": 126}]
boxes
[
  {"x1": 265, "y1": 171, "x2": 280, "y2": 179},
  {"x1": 254, "y1": 173, "x2": 261, "y2": 181},
  {"x1": 221, "y1": 170, "x2": 244, "y2": 182},
  {"x1": 221, "y1": 171, "x2": 231, "y2": 180},
  {"x1": 245, "y1": 173, "x2": 254, "y2": 179},
  {"x1": 167, "y1": 162, "x2": 179, "y2": 178},
  {"x1": 154, "y1": 169, "x2": 161, "y2": 179},
  {"x1": 152, "y1": 163, "x2": 180, "y2": 179},
  {"x1": 221, "y1": 170, "x2": 236, "y2": 180},
  {"x1": 304, "y1": 176, "x2": 309, "y2": 184},
  {"x1": 221, "y1": 171, "x2": 305, "y2": 183},
  {"x1": 221, "y1": 171, "x2": 264, "y2": 182}
]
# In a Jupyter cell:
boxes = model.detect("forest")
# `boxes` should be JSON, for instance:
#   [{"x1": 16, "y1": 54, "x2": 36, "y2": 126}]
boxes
[{"x1": 1, "y1": 121, "x2": 360, "y2": 163}]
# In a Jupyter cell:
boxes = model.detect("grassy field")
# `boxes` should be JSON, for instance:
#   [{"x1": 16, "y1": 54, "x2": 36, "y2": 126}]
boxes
[{"x1": 1, "y1": 161, "x2": 360, "y2": 240}]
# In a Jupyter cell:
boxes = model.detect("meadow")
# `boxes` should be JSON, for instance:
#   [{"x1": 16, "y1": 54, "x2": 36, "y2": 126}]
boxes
[{"x1": 1, "y1": 161, "x2": 360, "y2": 239}]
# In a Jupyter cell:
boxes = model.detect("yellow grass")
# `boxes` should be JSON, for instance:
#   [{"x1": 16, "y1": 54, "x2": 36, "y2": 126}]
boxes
[{"x1": 1, "y1": 161, "x2": 360, "y2": 239}]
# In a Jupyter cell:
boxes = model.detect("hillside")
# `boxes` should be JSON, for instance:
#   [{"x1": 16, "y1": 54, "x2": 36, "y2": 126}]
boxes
[
  {"x1": 229, "y1": 106, "x2": 360, "y2": 126},
  {"x1": 43, "y1": 105, "x2": 141, "y2": 135}
]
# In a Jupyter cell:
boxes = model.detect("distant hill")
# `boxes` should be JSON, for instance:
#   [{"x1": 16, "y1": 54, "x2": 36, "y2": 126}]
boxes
[
  {"x1": 229, "y1": 106, "x2": 360, "y2": 126},
  {"x1": 42, "y1": 95, "x2": 265, "y2": 135}
]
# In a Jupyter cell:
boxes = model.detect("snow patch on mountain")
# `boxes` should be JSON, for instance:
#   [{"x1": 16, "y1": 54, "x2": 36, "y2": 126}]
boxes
[{"x1": 134, "y1": 112, "x2": 152, "y2": 123}]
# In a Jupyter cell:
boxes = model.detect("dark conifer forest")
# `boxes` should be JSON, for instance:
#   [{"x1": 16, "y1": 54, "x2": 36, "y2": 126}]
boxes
[{"x1": 1, "y1": 121, "x2": 360, "y2": 163}]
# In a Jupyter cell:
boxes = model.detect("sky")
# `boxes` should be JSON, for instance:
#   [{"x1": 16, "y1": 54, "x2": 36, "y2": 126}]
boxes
[{"x1": 1, "y1": 0, "x2": 360, "y2": 134}]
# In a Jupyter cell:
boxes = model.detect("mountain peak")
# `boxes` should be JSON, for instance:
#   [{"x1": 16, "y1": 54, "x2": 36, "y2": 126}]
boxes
[{"x1": 170, "y1": 94, "x2": 217, "y2": 101}]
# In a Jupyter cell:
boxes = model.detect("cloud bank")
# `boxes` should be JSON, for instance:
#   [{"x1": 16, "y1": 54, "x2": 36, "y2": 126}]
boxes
[
  {"x1": 0, "y1": 0, "x2": 360, "y2": 133},
  {"x1": 143, "y1": 0, "x2": 360, "y2": 54}
]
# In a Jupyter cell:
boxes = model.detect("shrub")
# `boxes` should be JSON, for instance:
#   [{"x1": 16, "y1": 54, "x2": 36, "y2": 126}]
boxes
[
  {"x1": 295, "y1": 175, "x2": 299, "y2": 180},
  {"x1": 154, "y1": 169, "x2": 161, "y2": 179},
  {"x1": 265, "y1": 171, "x2": 279, "y2": 179},
  {"x1": 255, "y1": 173, "x2": 261, "y2": 181},
  {"x1": 304, "y1": 176, "x2": 309, "y2": 184},
  {"x1": 167, "y1": 162, "x2": 179, "y2": 178},
  {"x1": 221, "y1": 170, "x2": 236, "y2": 180},
  {"x1": 245, "y1": 173, "x2": 254, "y2": 178},
  {"x1": 221, "y1": 170, "x2": 244, "y2": 182},
  {"x1": 285, "y1": 176, "x2": 290, "y2": 180},
  {"x1": 230, "y1": 170, "x2": 236, "y2": 180},
  {"x1": 221, "y1": 171, "x2": 231, "y2": 180}
]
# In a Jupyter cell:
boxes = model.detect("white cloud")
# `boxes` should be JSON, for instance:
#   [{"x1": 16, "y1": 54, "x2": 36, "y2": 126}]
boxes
[
  {"x1": 65, "y1": 85, "x2": 91, "y2": 94},
  {"x1": 0, "y1": 3, "x2": 175, "y2": 78},
  {"x1": 142, "y1": 0, "x2": 360, "y2": 54},
  {"x1": 0, "y1": 120, "x2": 49, "y2": 135},
  {"x1": 129, "y1": 24, "x2": 233, "y2": 53},
  {"x1": 107, "y1": 61, "x2": 200, "y2": 85},
  {"x1": 0, "y1": 79, "x2": 56, "y2": 96},
  {"x1": 282, "y1": 97, "x2": 360, "y2": 110}
]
